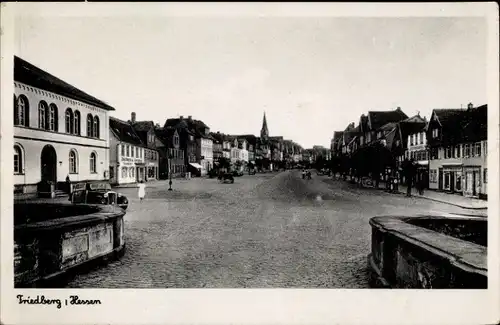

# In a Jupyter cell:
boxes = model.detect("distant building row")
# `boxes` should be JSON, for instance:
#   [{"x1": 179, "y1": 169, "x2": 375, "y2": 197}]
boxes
[
  {"x1": 330, "y1": 104, "x2": 487, "y2": 199},
  {"x1": 13, "y1": 56, "x2": 305, "y2": 196}
]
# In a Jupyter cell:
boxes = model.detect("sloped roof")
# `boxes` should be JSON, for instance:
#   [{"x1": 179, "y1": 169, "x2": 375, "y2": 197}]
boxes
[
  {"x1": 14, "y1": 56, "x2": 115, "y2": 111},
  {"x1": 432, "y1": 108, "x2": 467, "y2": 143},
  {"x1": 380, "y1": 122, "x2": 397, "y2": 132},
  {"x1": 132, "y1": 121, "x2": 154, "y2": 131},
  {"x1": 368, "y1": 108, "x2": 408, "y2": 130},
  {"x1": 163, "y1": 118, "x2": 195, "y2": 135},
  {"x1": 109, "y1": 117, "x2": 144, "y2": 146},
  {"x1": 462, "y1": 105, "x2": 487, "y2": 142}
]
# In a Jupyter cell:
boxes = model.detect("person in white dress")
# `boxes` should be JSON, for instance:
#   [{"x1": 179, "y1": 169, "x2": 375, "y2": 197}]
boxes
[{"x1": 137, "y1": 181, "x2": 146, "y2": 202}]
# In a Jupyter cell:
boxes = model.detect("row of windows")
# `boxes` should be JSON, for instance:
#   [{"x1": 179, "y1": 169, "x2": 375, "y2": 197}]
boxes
[
  {"x1": 442, "y1": 142, "x2": 485, "y2": 159},
  {"x1": 14, "y1": 95, "x2": 101, "y2": 138},
  {"x1": 168, "y1": 148, "x2": 184, "y2": 159},
  {"x1": 409, "y1": 132, "x2": 425, "y2": 146},
  {"x1": 13, "y1": 145, "x2": 97, "y2": 175},
  {"x1": 120, "y1": 144, "x2": 158, "y2": 160}
]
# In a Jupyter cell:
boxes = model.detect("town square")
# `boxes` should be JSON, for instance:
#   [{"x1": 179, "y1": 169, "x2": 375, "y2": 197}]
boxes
[{"x1": 9, "y1": 9, "x2": 490, "y2": 291}]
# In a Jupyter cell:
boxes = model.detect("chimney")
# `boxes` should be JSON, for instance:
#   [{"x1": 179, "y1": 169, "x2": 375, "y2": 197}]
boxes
[
  {"x1": 131, "y1": 112, "x2": 136, "y2": 123},
  {"x1": 396, "y1": 107, "x2": 401, "y2": 111},
  {"x1": 188, "y1": 115, "x2": 193, "y2": 121},
  {"x1": 467, "y1": 102, "x2": 474, "y2": 110},
  {"x1": 180, "y1": 115, "x2": 184, "y2": 120}
]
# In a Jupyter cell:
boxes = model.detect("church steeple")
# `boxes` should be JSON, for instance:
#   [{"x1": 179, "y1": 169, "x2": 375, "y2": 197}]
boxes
[{"x1": 260, "y1": 111, "x2": 269, "y2": 140}]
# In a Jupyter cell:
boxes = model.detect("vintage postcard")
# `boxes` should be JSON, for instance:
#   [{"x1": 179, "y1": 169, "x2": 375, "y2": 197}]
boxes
[{"x1": 1, "y1": 2, "x2": 499, "y2": 325}]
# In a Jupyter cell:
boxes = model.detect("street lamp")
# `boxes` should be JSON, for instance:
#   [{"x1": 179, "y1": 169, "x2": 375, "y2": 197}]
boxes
[{"x1": 168, "y1": 154, "x2": 173, "y2": 191}]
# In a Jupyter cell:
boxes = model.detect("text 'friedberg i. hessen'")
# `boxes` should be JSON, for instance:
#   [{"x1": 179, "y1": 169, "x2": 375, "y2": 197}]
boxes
[{"x1": 17, "y1": 295, "x2": 102, "y2": 309}]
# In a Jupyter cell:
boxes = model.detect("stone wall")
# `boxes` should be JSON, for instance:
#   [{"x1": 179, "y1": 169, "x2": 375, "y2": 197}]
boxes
[
  {"x1": 368, "y1": 216, "x2": 487, "y2": 289},
  {"x1": 14, "y1": 203, "x2": 126, "y2": 287}
]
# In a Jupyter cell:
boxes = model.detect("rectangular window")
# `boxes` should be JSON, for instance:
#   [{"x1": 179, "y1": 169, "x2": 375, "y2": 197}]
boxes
[
  {"x1": 465, "y1": 144, "x2": 470, "y2": 157},
  {"x1": 410, "y1": 135, "x2": 414, "y2": 146},
  {"x1": 131, "y1": 147, "x2": 135, "y2": 157},
  {"x1": 126, "y1": 145, "x2": 130, "y2": 157},
  {"x1": 136, "y1": 147, "x2": 139, "y2": 157},
  {"x1": 484, "y1": 141, "x2": 488, "y2": 156},
  {"x1": 484, "y1": 168, "x2": 487, "y2": 183},
  {"x1": 456, "y1": 145, "x2": 461, "y2": 158},
  {"x1": 476, "y1": 143, "x2": 481, "y2": 157},
  {"x1": 432, "y1": 128, "x2": 439, "y2": 138},
  {"x1": 121, "y1": 145, "x2": 125, "y2": 157},
  {"x1": 419, "y1": 132, "x2": 423, "y2": 144}
]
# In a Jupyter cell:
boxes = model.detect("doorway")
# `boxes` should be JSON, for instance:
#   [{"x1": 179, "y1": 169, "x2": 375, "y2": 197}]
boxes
[{"x1": 41, "y1": 145, "x2": 57, "y2": 183}]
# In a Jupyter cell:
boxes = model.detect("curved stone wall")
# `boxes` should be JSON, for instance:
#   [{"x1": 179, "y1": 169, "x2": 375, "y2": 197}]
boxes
[
  {"x1": 14, "y1": 203, "x2": 126, "y2": 288},
  {"x1": 368, "y1": 215, "x2": 487, "y2": 289}
]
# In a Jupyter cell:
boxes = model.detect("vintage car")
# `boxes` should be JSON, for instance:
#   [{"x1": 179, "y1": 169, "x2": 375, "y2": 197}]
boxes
[
  {"x1": 218, "y1": 172, "x2": 235, "y2": 183},
  {"x1": 69, "y1": 182, "x2": 129, "y2": 210}
]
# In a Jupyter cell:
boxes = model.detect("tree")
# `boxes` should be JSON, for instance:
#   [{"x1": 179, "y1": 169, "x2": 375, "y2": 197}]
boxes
[{"x1": 218, "y1": 157, "x2": 231, "y2": 171}]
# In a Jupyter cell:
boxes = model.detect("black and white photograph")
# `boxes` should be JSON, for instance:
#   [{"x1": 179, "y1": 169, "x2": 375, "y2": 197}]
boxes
[{"x1": 1, "y1": 2, "x2": 499, "y2": 325}]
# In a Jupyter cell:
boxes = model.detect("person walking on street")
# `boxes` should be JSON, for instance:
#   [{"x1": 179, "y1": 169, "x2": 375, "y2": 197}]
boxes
[
  {"x1": 137, "y1": 180, "x2": 146, "y2": 202},
  {"x1": 66, "y1": 175, "x2": 71, "y2": 199},
  {"x1": 404, "y1": 159, "x2": 415, "y2": 197}
]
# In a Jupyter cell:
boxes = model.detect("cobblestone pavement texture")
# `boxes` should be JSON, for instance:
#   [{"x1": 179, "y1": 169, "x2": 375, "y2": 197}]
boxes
[{"x1": 65, "y1": 171, "x2": 486, "y2": 288}]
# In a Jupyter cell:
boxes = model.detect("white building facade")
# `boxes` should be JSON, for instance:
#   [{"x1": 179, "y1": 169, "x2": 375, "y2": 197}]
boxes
[
  {"x1": 199, "y1": 137, "x2": 213, "y2": 175},
  {"x1": 109, "y1": 117, "x2": 147, "y2": 185},
  {"x1": 13, "y1": 57, "x2": 113, "y2": 196}
]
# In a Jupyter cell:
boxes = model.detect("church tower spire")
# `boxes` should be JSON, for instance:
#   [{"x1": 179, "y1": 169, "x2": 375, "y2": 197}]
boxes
[{"x1": 260, "y1": 111, "x2": 269, "y2": 140}]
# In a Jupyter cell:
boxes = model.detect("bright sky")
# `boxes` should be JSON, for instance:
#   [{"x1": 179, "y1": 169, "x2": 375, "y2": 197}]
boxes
[{"x1": 14, "y1": 10, "x2": 487, "y2": 148}]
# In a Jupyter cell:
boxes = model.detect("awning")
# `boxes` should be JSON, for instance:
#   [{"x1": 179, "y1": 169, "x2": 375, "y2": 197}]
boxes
[{"x1": 189, "y1": 163, "x2": 203, "y2": 169}]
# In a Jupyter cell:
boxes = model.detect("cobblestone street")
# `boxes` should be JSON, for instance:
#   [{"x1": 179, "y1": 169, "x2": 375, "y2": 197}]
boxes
[{"x1": 65, "y1": 171, "x2": 486, "y2": 288}]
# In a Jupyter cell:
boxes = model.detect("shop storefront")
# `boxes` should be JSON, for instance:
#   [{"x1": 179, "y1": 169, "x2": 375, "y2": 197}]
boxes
[
  {"x1": 463, "y1": 166, "x2": 482, "y2": 198},
  {"x1": 440, "y1": 164, "x2": 463, "y2": 194}
]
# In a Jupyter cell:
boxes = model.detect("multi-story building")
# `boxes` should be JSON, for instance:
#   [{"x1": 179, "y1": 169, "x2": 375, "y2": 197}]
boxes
[
  {"x1": 130, "y1": 113, "x2": 160, "y2": 181},
  {"x1": 13, "y1": 56, "x2": 114, "y2": 197},
  {"x1": 426, "y1": 103, "x2": 487, "y2": 199},
  {"x1": 358, "y1": 108, "x2": 408, "y2": 148},
  {"x1": 210, "y1": 132, "x2": 224, "y2": 162},
  {"x1": 156, "y1": 127, "x2": 186, "y2": 179},
  {"x1": 239, "y1": 139, "x2": 249, "y2": 163},
  {"x1": 230, "y1": 137, "x2": 241, "y2": 164},
  {"x1": 389, "y1": 115, "x2": 428, "y2": 184},
  {"x1": 109, "y1": 117, "x2": 145, "y2": 185},
  {"x1": 164, "y1": 116, "x2": 200, "y2": 176}
]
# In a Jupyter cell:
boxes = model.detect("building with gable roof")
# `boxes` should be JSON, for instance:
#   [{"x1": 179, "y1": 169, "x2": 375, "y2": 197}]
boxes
[
  {"x1": 109, "y1": 116, "x2": 148, "y2": 185},
  {"x1": 14, "y1": 56, "x2": 115, "y2": 197},
  {"x1": 129, "y1": 112, "x2": 161, "y2": 181},
  {"x1": 426, "y1": 103, "x2": 487, "y2": 198}
]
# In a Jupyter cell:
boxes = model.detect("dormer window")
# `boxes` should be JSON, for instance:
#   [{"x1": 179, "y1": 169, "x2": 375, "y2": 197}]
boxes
[
  {"x1": 174, "y1": 132, "x2": 180, "y2": 146},
  {"x1": 432, "y1": 128, "x2": 439, "y2": 138}
]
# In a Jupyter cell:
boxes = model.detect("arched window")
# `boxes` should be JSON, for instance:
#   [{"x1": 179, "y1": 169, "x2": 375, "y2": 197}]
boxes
[
  {"x1": 14, "y1": 95, "x2": 18, "y2": 125},
  {"x1": 87, "y1": 114, "x2": 93, "y2": 137},
  {"x1": 90, "y1": 152, "x2": 97, "y2": 173},
  {"x1": 65, "y1": 108, "x2": 74, "y2": 134},
  {"x1": 69, "y1": 149, "x2": 78, "y2": 174},
  {"x1": 15, "y1": 95, "x2": 29, "y2": 126},
  {"x1": 74, "y1": 110, "x2": 81, "y2": 135},
  {"x1": 129, "y1": 167, "x2": 134, "y2": 178},
  {"x1": 38, "y1": 101, "x2": 48, "y2": 129},
  {"x1": 14, "y1": 145, "x2": 23, "y2": 174},
  {"x1": 93, "y1": 116, "x2": 100, "y2": 138},
  {"x1": 121, "y1": 167, "x2": 127, "y2": 178},
  {"x1": 48, "y1": 104, "x2": 58, "y2": 131}
]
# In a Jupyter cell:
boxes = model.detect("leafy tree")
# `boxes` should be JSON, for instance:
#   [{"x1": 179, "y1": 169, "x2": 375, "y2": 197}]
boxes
[{"x1": 217, "y1": 157, "x2": 231, "y2": 170}]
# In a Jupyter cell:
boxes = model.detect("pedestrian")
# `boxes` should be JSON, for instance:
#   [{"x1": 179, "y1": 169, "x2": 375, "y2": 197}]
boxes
[
  {"x1": 66, "y1": 175, "x2": 71, "y2": 198},
  {"x1": 137, "y1": 180, "x2": 146, "y2": 202},
  {"x1": 418, "y1": 171, "x2": 425, "y2": 195}
]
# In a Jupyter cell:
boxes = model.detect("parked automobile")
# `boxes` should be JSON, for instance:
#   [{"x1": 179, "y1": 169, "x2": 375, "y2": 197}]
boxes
[
  {"x1": 69, "y1": 181, "x2": 128, "y2": 210},
  {"x1": 218, "y1": 172, "x2": 235, "y2": 183},
  {"x1": 232, "y1": 170, "x2": 244, "y2": 177}
]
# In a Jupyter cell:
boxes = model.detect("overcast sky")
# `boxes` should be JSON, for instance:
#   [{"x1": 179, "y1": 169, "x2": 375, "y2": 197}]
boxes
[{"x1": 14, "y1": 13, "x2": 487, "y2": 148}]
